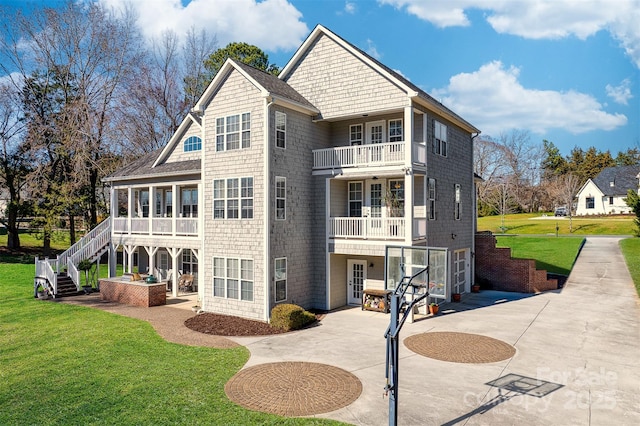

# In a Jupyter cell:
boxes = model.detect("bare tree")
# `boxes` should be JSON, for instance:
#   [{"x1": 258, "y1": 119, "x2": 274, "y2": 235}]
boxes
[
  {"x1": 1, "y1": 1, "x2": 144, "y2": 234},
  {"x1": 114, "y1": 28, "x2": 217, "y2": 154},
  {"x1": 0, "y1": 82, "x2": 29, "y2": 249},
  {"x1": 548, "y1": 173, "x2": 581, "y2": 232}
]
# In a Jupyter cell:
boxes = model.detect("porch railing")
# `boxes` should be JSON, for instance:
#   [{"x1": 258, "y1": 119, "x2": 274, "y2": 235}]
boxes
[
  {"x1": 112, "y1": 217, "x2": 198, "y2": 236},
  {"x1": 313, "y1": 142, "x2": 405, "y2": 169},
  {"x1": 329, "y1": 217, "x2": 406, "y2": 239},
  {"x1": 35, "y1": 217, "x2": 112, "y2": 294}
]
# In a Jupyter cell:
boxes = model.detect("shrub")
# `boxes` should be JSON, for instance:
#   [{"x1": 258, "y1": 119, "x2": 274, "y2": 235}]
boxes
[{"x1": 270, "y1": 303, "x2": 316, "y2": 331}]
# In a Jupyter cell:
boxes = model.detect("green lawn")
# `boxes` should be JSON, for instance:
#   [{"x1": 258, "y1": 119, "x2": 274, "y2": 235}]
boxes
[
  {"x1": 495, "y1": 236, "x2": 585, "y2": 276},
  {"x1": 479, "y1": 213, "x2": 635, "y2": 235},
  {"x1": 619, "y1": 238, "x2": 640, "y2": 297},
  {"x1": 0, "y1": 261, "x2": 344, "y2": 425}
]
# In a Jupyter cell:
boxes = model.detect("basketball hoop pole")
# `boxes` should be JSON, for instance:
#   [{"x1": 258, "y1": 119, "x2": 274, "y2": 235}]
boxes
[{"x1": 384, "y1": 266, "x2": 429, "y2": 426}]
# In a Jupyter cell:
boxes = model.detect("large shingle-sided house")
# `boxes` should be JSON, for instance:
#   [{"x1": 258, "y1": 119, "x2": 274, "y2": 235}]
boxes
[
  {"x1": 36, "y1": 25, "x2": 480, "y2": 321},
  {"x1": 575, "y1": 165, "x2": 640, "y2": 216}
]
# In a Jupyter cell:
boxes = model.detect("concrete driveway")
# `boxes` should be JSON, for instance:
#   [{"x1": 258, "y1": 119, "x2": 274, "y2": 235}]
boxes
[{"x1": 232, "y1": 237, "x2": 640, "y2": 425}]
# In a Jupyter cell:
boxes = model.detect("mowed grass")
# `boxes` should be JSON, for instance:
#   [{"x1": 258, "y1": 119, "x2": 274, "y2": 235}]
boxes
[
  {"x1": 0, "y1": 261, "x2": 344, "y2": 425},
  {"x1": 478, "y1": 213, "x2": 635, "y2": 235},
  {"x1": 619, "y1": 238, "x2": 640, "y2": 297},
  {"x1": 495, "y1": 236, "x2": 585, "y2": 276}
]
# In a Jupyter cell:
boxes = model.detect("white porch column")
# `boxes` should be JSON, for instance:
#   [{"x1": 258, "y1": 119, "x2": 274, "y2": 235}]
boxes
[
  {"x1": 108, "y1": 242, "x2": 117, "y2": 278},
  {"x1": 127, "y1": 187, "x2": 133, "y2": 235},
  {"x1": 145, "y1": 246, "x2": 158, "y2": 276},
  {"x1": 168, "y1": 247, "x2": 183, "y2": 297},
  {"x1": 404, "y1": 105, "x2": 414, "y2": 244},
  {"x1": 171, "y1": 184, "x2": 177, "y2": 237},
  {"x1": 149, "y1": 185, "x2": 156, "y2": 233}
]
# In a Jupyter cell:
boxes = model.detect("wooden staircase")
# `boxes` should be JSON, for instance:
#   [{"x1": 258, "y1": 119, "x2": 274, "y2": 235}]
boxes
[{"x1": 35, "y1": 218, "x2": 111, "y2": 298}]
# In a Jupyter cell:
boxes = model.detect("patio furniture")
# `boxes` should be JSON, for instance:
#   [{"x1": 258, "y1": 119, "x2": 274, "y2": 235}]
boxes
[{"x1": 178, "y1": 274, "x2": 194, "y2": 294}]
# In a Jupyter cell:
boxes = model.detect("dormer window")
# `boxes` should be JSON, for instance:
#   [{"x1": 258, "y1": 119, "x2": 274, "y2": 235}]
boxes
[{"x1": 184, "y1": 136, "x2": 202, "y2": 152}]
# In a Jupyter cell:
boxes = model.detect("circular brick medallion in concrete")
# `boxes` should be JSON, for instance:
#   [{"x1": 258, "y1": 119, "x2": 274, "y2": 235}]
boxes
[
  {"x1": 225, "y1": 361, "x2": 362, "y2": 416},
  {"x1": 404, "y1": 332, "x2": 516, "y2": 363}
]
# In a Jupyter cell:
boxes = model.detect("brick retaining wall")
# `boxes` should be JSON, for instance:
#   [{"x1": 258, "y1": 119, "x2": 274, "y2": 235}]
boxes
[
  {"x1": 475, "y1": 232, "x2": 557, "y2": 293},
  {"x1": 100, "y1": 279, "x2": 166, "y2": 307}
]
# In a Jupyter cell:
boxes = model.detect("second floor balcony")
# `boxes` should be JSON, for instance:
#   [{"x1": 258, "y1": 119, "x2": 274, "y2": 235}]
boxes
[
  {"x1": 113, "y1": 216, "x2": 198, "y2": 236},
  {"x1": 313, "y1": 141, "x2": 426, "y2": 172}
]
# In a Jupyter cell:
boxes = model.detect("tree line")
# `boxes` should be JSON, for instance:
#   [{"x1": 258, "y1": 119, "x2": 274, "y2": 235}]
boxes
[
  {"x1": 0, "y1": 1, "x2": 277, "y2": 254},
  {"x1": 475, "y1": 131, "x2": 639, "y2": 218}
]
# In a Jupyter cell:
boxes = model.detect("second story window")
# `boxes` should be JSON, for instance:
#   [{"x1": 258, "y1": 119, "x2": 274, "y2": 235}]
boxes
[
  {"x1": 213, "y1": 177, "x2": 254, "y2": 219},
  {"x1": 350, "y1": 124, "x2": 363, "y2": 145},
  {"x1": 183, "y1": 136, "x2": 202, "y2": 152},
  {"x1": 216, "y1": 113, "x2": 251, "y2": 152},
  {"x1": 276, "y1": 111, "x2": 286, "y2": 149},
  {"x1": 428, "y1": 178, "x2": 436, "y2": 220},
  {"x1": 181, "y1": 188, "x2": 198, "y2": 218},
  {"x1": 389, "y1": 119, "x2": 403, "y2": 142},
  {"x1": 454, "y1": 184, "x2": 461, "y2": 220},
  {"x1": 276, "y1": 176, "x2": 286, "y2": 220},
  {"x1": 433, "y1": 121, "x2": 447, "y2": 157}
]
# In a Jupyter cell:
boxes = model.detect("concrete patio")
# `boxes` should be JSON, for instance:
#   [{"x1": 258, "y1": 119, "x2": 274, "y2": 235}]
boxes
[{"x1": 230, "y1": 237, "x2": 640, "y2": 425}]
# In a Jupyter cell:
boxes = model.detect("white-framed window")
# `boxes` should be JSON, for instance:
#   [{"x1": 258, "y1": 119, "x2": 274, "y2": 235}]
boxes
[
  {"x1": 182, "y1": 249, "x2": 198, "y2": 275},
  {"x1": 181, "y1": 188, "x2": 198, "y2": 218},
  {"x1": 389, "y1": 119, "x2": 403, "y2": 142},
  {"x1": 350, "y1": 124, "x2": 363, "y2": 145},
  {"x1": 212, "y1": 177, "x2": 253, "y2": 219},
  {"x1": 433, "y1": 121, "x2": 447, "y2": 157},
  {"x1": 136, "y1": 190, "x2": 149, "y2": 218},
  {"x1": 454, "y1": 183, "x2": 461, "y2": 220},
  {"x1": 275, "y1": 257, "x2": 287, "y2": 302},
  {"x1": 348, "y1": 182, "x2": 363, "y2": 217},
  {"x1": 586, "y1": 197, "x2": 595, "y2": 209},
  {"x1": 213, "y1": 256, "x2": 254, "y2": 301},
  {"x1": 183, "y1": 135, "x2": 202, "y2": 152},
  {"x1": 276, "y1": 176, "x2": 286, "y2": 220},
  {"x1": 215, "y1": 113, "x2": 250, "y2": 152},
  {"x1": 275, "y1": 111, "x2": 286, "y2": 149},
  {"x1": 428, "y1": 178, "x2": 436, "y2": 220}
]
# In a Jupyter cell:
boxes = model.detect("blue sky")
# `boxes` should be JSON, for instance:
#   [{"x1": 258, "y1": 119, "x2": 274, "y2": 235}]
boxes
[{"x1": 4, "y1": 0, "x2": 639, "y2": 157}]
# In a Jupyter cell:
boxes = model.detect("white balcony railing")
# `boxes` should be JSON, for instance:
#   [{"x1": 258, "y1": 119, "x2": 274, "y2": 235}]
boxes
[
  {"x1": 329, "y1": 217, "x2": 406, "y2": 239},
  {"x1": 313, "y1": 142, "x2": 405, "y2": 169},
  {"x1": 152, "y1": 218, "x2": 172, "y2": 234},
  {"x1": 176, "y1": 218, "x2": 198, "y2": 235},
  {"x1": 113, "y1": 216, "x2": 198, "y2": 237}
]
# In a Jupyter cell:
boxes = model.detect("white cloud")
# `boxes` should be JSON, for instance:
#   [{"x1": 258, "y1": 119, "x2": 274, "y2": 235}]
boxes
[
  {"x1": 344, "y1": 2, "x2": 356, "y2": 14},
  {"x1": 99, "y1": 0, "x2": 309, "y2": 52},
  {"x1": 366, "y1": 39, "x2": 382, "y2": 60},
  {"x1": 432, "y1": 61, "x2": 627, "y2": 136},
  {"x1": 378, "y1": 0, "x2": 640, "y2": 68},
  {"x1": 606, "y1": 79, "x2": 633, "y2": 105}
]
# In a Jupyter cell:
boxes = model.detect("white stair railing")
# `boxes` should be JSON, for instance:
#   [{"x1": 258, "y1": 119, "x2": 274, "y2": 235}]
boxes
[{"x1": 34, "y1": 217, "x2": 112, "y2": 292}]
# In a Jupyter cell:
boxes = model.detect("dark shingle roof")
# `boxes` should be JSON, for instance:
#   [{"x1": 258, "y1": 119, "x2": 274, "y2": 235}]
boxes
[
  {"x1": 105, "y1": 149, "x2": 200, "y2": 182},
  {"x1": 592, "y1": 165, "x2": 640, "y2": 196},
  {"x1": 232, "y1": 60, "x2": 317, "y2": 111}
]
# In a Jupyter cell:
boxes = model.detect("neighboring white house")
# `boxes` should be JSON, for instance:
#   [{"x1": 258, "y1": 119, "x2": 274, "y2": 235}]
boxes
[
  {"x1": 37, "y1": 25, "x2": 481, "y2": 321},
  {"x1": 575, "y1": 165, "x2": 640, "y2": 216}
]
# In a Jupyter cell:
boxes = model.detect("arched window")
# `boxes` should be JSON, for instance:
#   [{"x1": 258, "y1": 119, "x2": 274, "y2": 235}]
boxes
[{"x1": 183, "y1": 136, "x2": 202, "y2": 152}]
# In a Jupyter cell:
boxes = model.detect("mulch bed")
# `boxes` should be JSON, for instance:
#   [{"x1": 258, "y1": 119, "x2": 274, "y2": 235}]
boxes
[
  {"x1": 185, "y1": 313, "x2": 288, "y2": 336},
  {"x1": 185, "y1": 311, "x2": 325, "y2": 336}
]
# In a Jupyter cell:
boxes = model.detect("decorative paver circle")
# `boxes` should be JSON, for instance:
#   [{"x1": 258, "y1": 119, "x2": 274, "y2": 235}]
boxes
[
  {"x1": 225, "y1": 361, "x2": 363, "y2": 416},
  {"x1": 404, "y1": 331, "x2": 516, "y2": 363}
]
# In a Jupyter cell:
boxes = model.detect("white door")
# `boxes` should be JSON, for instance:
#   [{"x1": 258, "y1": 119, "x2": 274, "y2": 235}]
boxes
[
  {"x1": 453, "y1": 249, "x2": 469, "y2": 294},
  {"x1": 347, "y1": 260, "x2": 367, "y2": 305},
  {"x1": 366, "y1": 121, "x2": 385, "y2": 162}
]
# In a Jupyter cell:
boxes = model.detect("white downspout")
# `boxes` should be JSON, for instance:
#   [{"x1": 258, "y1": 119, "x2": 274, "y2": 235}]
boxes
[{"x1": 264, "y1": 97, "x2": 273, "y2": 322}]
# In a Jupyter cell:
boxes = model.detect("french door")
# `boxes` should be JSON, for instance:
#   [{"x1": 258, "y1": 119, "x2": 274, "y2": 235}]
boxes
[
  {"x1": 347, "y1": 260, "x2": 367, "y2": 305},
  {"x1": 453, "y1": 249, "x2": 469, "y2": 294}
]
